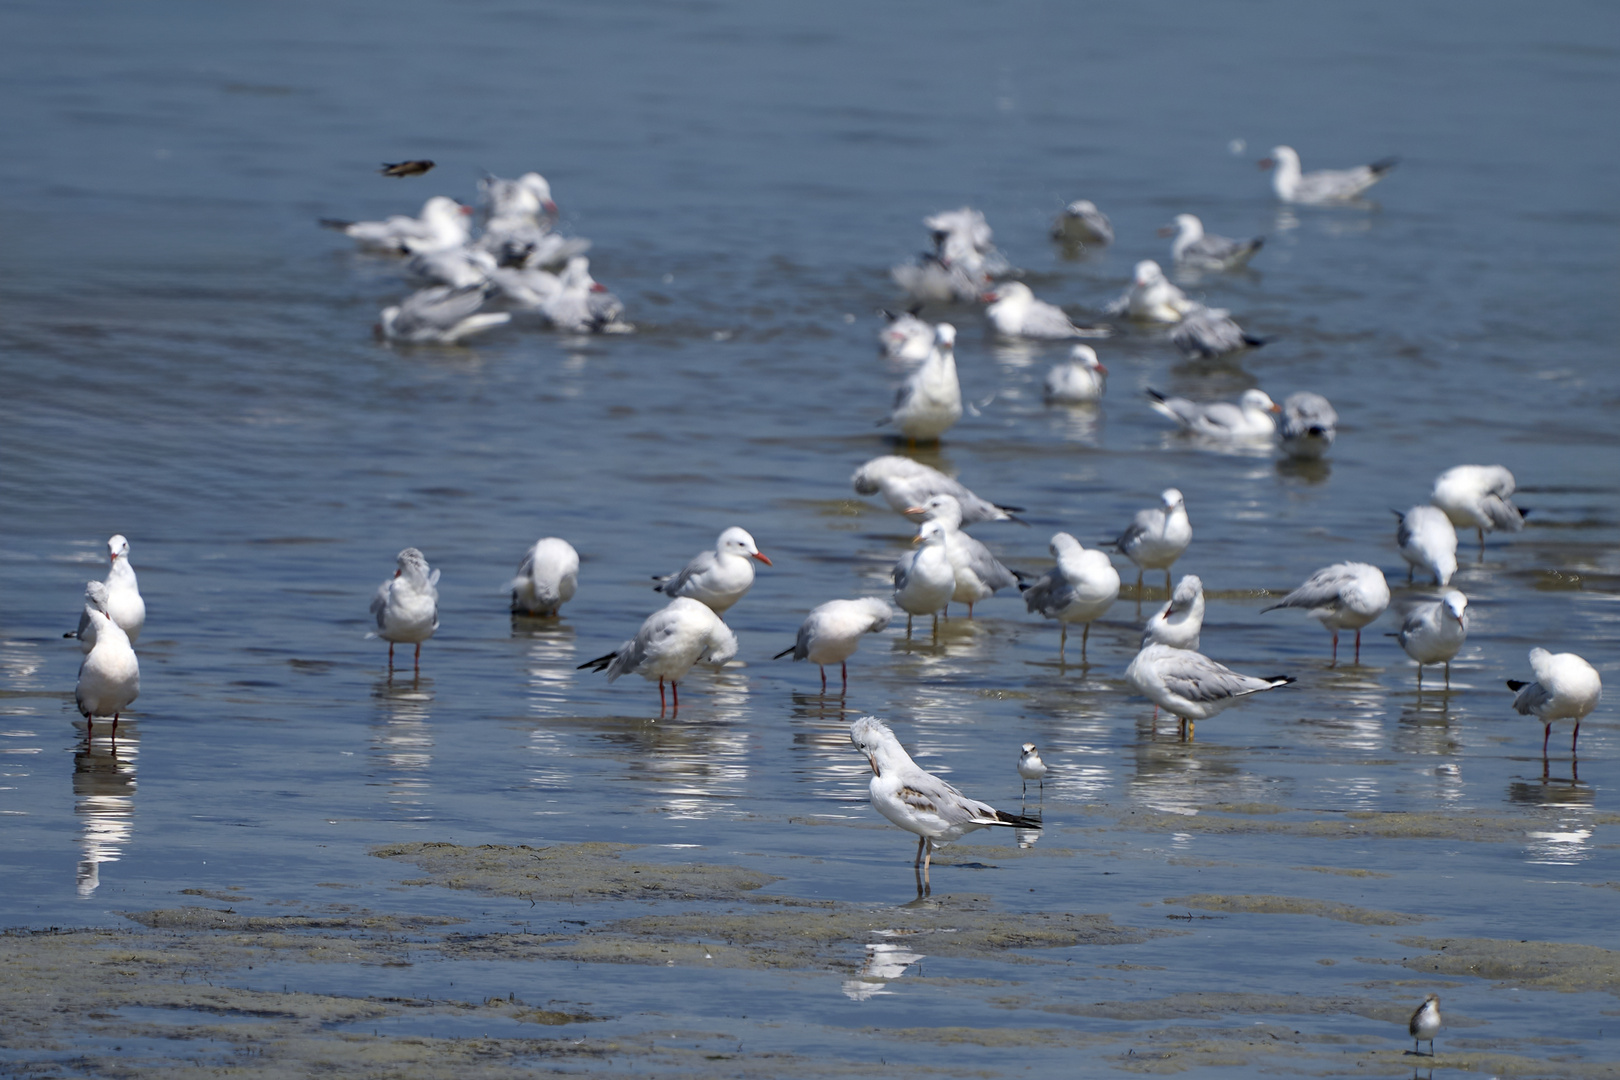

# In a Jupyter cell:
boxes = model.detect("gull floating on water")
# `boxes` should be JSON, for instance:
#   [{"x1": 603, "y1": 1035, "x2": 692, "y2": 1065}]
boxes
[
  {"x1": 878, "y1": 308, "x2": 934, "y2": 364},
  {"x1": 1106, "y1": 260, "x2": 1199, "y2": 323},
  {"x1": 892, "y1": 520, "x2": 956, "y2": 637},
  {"x1": 1169, "y1": 307, "x2": 1264, "y2": 360},
  {"x1": 1018, "y1": 743, "x2": 1047, "y2": 793},
  {"x1": 983, "y1": 282, "x2": 1109, "y2": 340},
  {"x1": 542, "y1": 257, "x2": 628, "y2": 334},
  {"x1": 1393, "y1": 505, "x2": 1458, "y2": 586},
  {"x1": 321, "y1": 195, "x2": 472, "y2": 254},
  {"x1": 1508, "y1": 648, "x2": 1602, "y2": 757},
  {"x1": 510, "y1": 537, "x2": 580, "y2": 616},
  {"x1": 75, "y1": 609, "x2": 139, "y2": 738},
  {"x1": 652, "y1": 527, "x2": 771, "y2": 616},
  {"x1": 885, "y1": 323, "x2": 962, "y2": 444},
  {"x1": 773, "y1": 598, "x2": 893, "y2": 692},
  {"x1": 1051, "y1": 200, "x2": 1113, "y2": 245},
  {"x1": 891, "y1": 208, "x2": 1005, "y2": 303},
  {"x1": 578, "y1": 597, "x2": 738, "y2": 716},
  {"x1": 1430, "y1": 465, "x2": 1523, "y2": 553},
  {"x1": 1043, "y1": 345, "x2": 1108, "y2": 404},
  {"x1": 910, "y1": 495, "x2": 1023, "y2": 618},
  {"x1": 1020, "y1": 532, "x2": 1119, "y2": 661},
  {"x1": 851, "y1": 456, "x2": 1023, "y2": 526},
  {"x1": 406, "y1": 244, "x2": 497, "y2": 289},
  {"x1": 479, "y1": 172, "x2": 558, "y2": 221},
  {"x1": 1148, "y1": 388, "x2": 1279, "y2": 442},
  {"x1": 1278, "y1": 392, "x2": 1337, "y2": 459},
  {"x1": 1113, "y1": 489, "x2": 1192, "y2": 595},
  {"x1": 378, "y1": 285, "x2": 511, "y2": 344},
  {"x1": 1125, "y1": 642, "x2": 1294, "y2": 740},
  {"x1": 1143, "y1": 574, "x2": 1204, "y2": 650},
  {"x1": 1260, "y1": 146, "x2": 1398, "y2": 205},
  {"x1": 1263, "y1": 561, "x2": 1390, "y2": 665},
  {"x1": 850, "y1": 716, "x2": 1039, "y2": 891},
  {"x1": 369, "y1": 548, "x2": 440, "y2": 672},
  {"x1": 1162, "y1": 214, "x2": 1263, "y2": 271},
  {"x1": 1409, "y1": 994, "x2": 1442, "y2": 1057},
  {"x1": 1394, "y1": 591, "x2": 1468, "y2": 690}
]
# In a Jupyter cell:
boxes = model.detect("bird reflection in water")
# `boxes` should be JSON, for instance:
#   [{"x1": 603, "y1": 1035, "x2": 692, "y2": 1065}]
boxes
[
  {"x1": 1511, "y1": 766, "x2": 1593, "y2": 865},
  {"x1": 1276, "y1": 455, "x2": 1331, "y2": 485},
  {"x1": 515, "y1": 618, "x2": 576, "y2": 717},
  {"x1": 74, "y1": 724, "x2": 137, "y2": 897},
  {"x1": 371, "y1": 675, "x2": 434, "y2": 821},
  {"x1": 617, "y1": 670, "x2": 752, "y2": 820},
  {"x1": 841, "y1": 942, "x2": 925, "y2": 1000}
]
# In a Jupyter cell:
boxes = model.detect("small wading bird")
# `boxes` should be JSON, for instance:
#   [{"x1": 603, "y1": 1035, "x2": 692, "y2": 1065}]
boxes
[
  {"x1": 369, "y1": 548, "x2": 439, "y2": 673},
  {"x1": 578, "y1": 597, "x2": 738, "y2": 716},
  {"x1": 850, "y1": 716, "x2": 1039, "y2": 892},
  {"x1": 379, "y1": 160, "x2": 435, "y2": 178},
  {"x1": 774, "y1": 598, "x2": 893, "y2": 693},
  {"x1": 1408, "y1": 993, "x2": 1441, "y2": 1057},
  {"x1": 1017, "y1": 743, "x2": 1047, "y2": 794},
  {"x1": 1507, "y1": 648, "x2": 1602, "y2": 758}
]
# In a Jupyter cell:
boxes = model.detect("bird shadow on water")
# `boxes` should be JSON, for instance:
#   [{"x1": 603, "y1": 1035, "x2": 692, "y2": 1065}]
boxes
[{"x1": 1507, "y1": 768, "x2": 1590, "y2": 807}]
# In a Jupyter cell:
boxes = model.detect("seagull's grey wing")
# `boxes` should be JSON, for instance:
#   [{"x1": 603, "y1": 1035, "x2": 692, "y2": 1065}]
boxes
[
  {"x1": 963, "y1": 536, "x2": 1018, "y2": 591},
  {"x1": 370, "y1": 581, "x2": 390, "y2": 626},
  {"x1": 1021, "y1": 569, "x2": 1064, "y2": 615},
  {"x1": 1481, "y1": 495, "x2": 1524, "y2": 532},
  {"x1": 1394, "y1": 511, "x2": 1415, "y2": 550},
  {"x1": 1511, "y1": 679, "x2": 1552, "y2": 715},
  {"x1": 791, "y1": 618, "x2": 814, "y2": 661},
  {"x1": 1264, "y1": 567, "x2": 1354, "y2": 612},
  {"x1": 1171, "y1": 309, "x2": 1250, "y2": 359},
  {"x1": 1192, "y1": 401, "x2": 1247, "y2": 435},
  {"x1": 655, "y1": 549, "x2": 716, "y2": 596},
  {"x1": 400, "y1": 285, "x2": 489, "y2": 331},
  {"x1": 1114, "y1": 509, "x2": 1156, "y2": 549},
  {"x1": 1160, "y1": 652, "x2": 1278, "y2": 704}
]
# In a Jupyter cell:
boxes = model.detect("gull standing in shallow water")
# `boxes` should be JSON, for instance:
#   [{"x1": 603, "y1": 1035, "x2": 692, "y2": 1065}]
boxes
[
  {"x1": 850, "y1": 716, "x2": 1039, "y2": 892},
  {"x1": 509, "y1": 537, "x2": 580, "y2": 616},
  {"x1": 774, "y1": 598, "x2": 893, "y2": 693},
  {"x1": 68, "y1": 581, "x2": 111, "y2": 653},
  {"x1": 1162, "y1": 214, "x2": 1263, "y2": 272},
  {"x1": 1018, "y1": 744, "x2": 1047, "y2": 793},
  {"x1": 892, "y1": 520, "x2": 956, "y2": 637},
  {"x1": 75, "y1": 609, "x2": 139, "y2": 739},
  {"x1": 1431, "y1": 464, "x2": 1523, "y2": 554},
  {"x1": 1113, "y1": 489, "x2": 1192, "y2": 595},
  {"x1": 1278, "y1": 392, "x2": 1337, "y2": 459},
  {"x1": 1148, "y1": 388, "x2": 1279, "y2": 442},
  {"x1": 1043, "y1": 345, "x2": 1107, "y2": 404},
  {"x1": 1394, "y1": 591, "x2": 1468, "y2": 690},
  {"x1": 652, "y1": 527, "x2": 771, "y2": 616},
  {"x1": 852, "y1": 456, "x2": 1024, "y2": 526},
  {"x1": 1393, "y1": 506, "x2": 1458, "y2": 586},
  {"x1": 1020, "y1": 533, "x2": 1119, "y2": 661},
  {"x1": 1143, "y1": 574, "x2": 1204, "y2": 650},
  {"x1": 370, "y1": 548, "x2": 440, "y2": 673},
  {"x1": 909, "y1": 495, "x2": 1023, "y2": 618},
  {"x1": 1259, "y1": 146, "x2": 1398, "y2": 204},
  {"x1": 982, "y1": 282, "x2": 1109, "y2": 340},
  {"x1": 1125, "y1": 643, "x2": 1294, "y2": 740},
  {"x1": 886, "y1": 323, "x2": 962, "y2": 445},
  {"x1": 1263, "y1": 562, "x2": 1390, "y2": 665},
  {"x1": 578, "y1": 597, "x2": 738, "y2": 716},
  {"x1": 98, "y1": 535, "x2": 146, "y2": 645},
  {"x1": 1508, "y1": 649, "x2": 1602, "y2": 758}
]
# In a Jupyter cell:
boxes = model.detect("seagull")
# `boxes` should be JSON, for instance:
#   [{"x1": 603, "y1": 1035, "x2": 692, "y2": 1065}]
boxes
[
  {"x1": 1260, "y1": 146, "x2": 1398, "y2": 204},
  {"x1": 1020, "y1": 532, "x2": 1119, "y2": 661},
  {"x1": 1051, "y1": 199, "x2": 1113, "y2": 245},
  {"x1": 321, "y1": 195, "x2": 472, "y2": 254},
  {"x1": 541, "y1": 257, "x2": 628, "y2": 334},
  {"x1": 891, "y1": 252, "x2": 988, "y2": 305},
  {"x1": 379, "y1": 160, "x2": 435, "y2": 178},
  {"x1": 578, "y1": 597, "x2": 738, "y2": 716},
  {"x1": 1408, "y1": 994, "x2": 1442, "y2": 1057},
  {"x1": 1017, "y1": 743, "x2": 1047, "y2": 793},
  {"x1": 1393, "y1": 505, "x2": 1459, "y2": 586},
  {"x1": 487, "y1": 266, "x2": 562, "y2": 308},
  {"x1": 1278, "y1": 392, "x2": 1337, "y2": 459},
  {"x1": 1508, "y1": 648, "x2": 1602, "y2": 757},
  {"x1": 369, "y1": 548, "x2": 440, "y2": 673},
  {"x1": 1143, "y1": 574, "x2": 1204, "y2": 651},
  {"x1": 479, "y1": 171, "x2": 558, "y2": 221},
  {"x1": 1430, "y1": 465, "x2": 1523, "y2": 552},
  {"x1": 849, "y1": 716, "x2": 1040, "y2": 891},
  {"x1": 982, "y1": 282, "x2": 1109, "y2": 340},
  {"x1": 892, "y1": 209, "x2": 1004, "y2": 303},
  {"x1": 91, "y1": 535, "x2": 145, "y2": 645},
  {"x1": 886, "y1": 323, "x2": 962, "y2": 445},
  {"x1": 878, "y1": 308, "x2": 934, "y2": 364},
  {"x1": 1113, "y1": 489, "x2": 1192, "y2": 594},
  {"x1": 1161, "y1": 214, "x2": 1263, "y2": 271},
  {"x1": 1125, "y1": 643, "x2": 1294, "y2": 740},
  {"x1": 1394, "y1": 591, "x2": 1468, "y2": 690},
  {"x1": 909, "y1": 495, "x2": 1023, "y2": 618},
  {"x1": 378, "y1": 285, "x2": 512, "y2": 344},
  {"x1": 67, "y1": 580, "x2": 111, "y2": 654},
  {"x1": 1043, "y1": 345, "x2": 1108, "y2": 404},
  {"x1": 1169, "y1": 307, "x2": 1264, "y2": 360},
  {"x1": 510, "y1": 537, "x2": 580, "y2": 616},
  {"x1": 405, "y1": 245, "x2": 497, "y2": 289},
  {"x1": 892, "y1": 520, "x2": 956, "y2": 637},
  {"x1": 1148, "y1": 388, "x2": 1279, "y2": 442},
  {"x1": 851, "y1": 456, "x2": 1024, "y2": 526},
  {"x1": 773, "y1": 598, "x2": 893, "y2": 692},
  {"x1": 652, "y1": 527, "x2": 771, "y2": 616},
  {"x1": 75, "y1": 610, "x2": 139, "y2": 738},
  {"x1": 1263, "y1": 561, "x2": 1390, "y2": 665},
  {"x1": 1106, "y1": 260, "x2": 1199, "y2": 323}
]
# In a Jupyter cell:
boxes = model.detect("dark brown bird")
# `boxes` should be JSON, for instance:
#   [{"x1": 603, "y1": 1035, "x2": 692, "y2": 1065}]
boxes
[{"x1": 379, "y1": 160, "x2": 435, "y2": 178}]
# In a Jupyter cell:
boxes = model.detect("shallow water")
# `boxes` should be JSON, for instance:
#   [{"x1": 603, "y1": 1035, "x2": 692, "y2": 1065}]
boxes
[{"x1": 2, "y1": 1, "x2": 1618, "y2": 1076}]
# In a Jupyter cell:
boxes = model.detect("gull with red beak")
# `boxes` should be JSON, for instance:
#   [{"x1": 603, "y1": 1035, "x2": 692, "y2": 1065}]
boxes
[
  {"x1": 320, "y1": 195, "x2": 473, "y2": 254},
  {"x1": 369, "y1": 548, "x2": 440, "y2": 673},
  {"x1": 1147, "y1": 388, "x2": 1280, "y2": 443},
  {"x1": 1043, "y1": 345, "x2": 1108, "y2": 404},
  {"x1": 541, "y1": 256, "x2": 629, "y2": 333},
  {"x1": 653, "y1": 527, "x2": 771, "y2": 616},
  {"x1": 982, "y1": 281, "x2": 1109, "y2": 340}
]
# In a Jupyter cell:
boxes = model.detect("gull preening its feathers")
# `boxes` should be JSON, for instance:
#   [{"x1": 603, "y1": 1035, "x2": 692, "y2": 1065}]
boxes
[
  {"x1": 1020, "y1": 532, "x2": 1119, "y2": 661},
  {"x1": 773, "y1": 598, "x2": 893, "y2": 692},
  {"x1": 1430, "y1": 464, "x2": 1523, "y2": 553},
  {"x1": 1278, "y1": 392, "x2": 1337, "y2": 459},
  {"x1": 1143, "y1": 574, "x2": 1204, "y2": 651},
  {"x1": 1263, "y1": 562, "x2": 1390, "y2": 665},
  {"x1": 75, "y1": 609, "x2": 139, "y2": 738},
  {"x1": 68, "y1": 580, "x2": 112, "y2": 654},
  {"x1": 1394, "y1": 591, "x2": 1468, "y2": 690},
  {"x1": 851, "y1": 456, "x2": 1024, "y2": 526},
  {"x1": 510, "y1": 537, "x2": 580, "y2": 617},
  {"x1": 1393, "y1": 505, "x2": 1458, "y2": 587},
  {"x1": 369, "y1": 548, "x2": 440, "y2": 672},
  {"x1": 1508, "y1": 648, "x2": 1601, "y2": 758},
  {"x1": 578, "y1": 597, "x2": 739, "y2": 716}
]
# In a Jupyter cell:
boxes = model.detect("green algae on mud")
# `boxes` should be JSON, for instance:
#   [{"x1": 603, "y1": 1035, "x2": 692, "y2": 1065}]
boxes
[
  {"x1": 1162, "y1": 894, "x2": 1428, "y2": 926},
  {"x1": 1117, "y1": 807, "x2": 1574, "y2": 842},
  {"x1": 1396, "y1": 936, "x2": 1620, "y2": 996}
]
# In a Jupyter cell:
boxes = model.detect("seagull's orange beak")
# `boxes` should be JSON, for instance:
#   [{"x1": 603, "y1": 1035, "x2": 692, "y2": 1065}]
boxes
[
  {"x1": 1156, "y1": 225, "x2": 1175, "y2": 237},
  {"x1": 1269, "y1": 403, "x2": 1282, "y2": 413},
  {"x1": 903, "y1": 506, "x2": 927, "y2": 516},
  {"x1": 1095, "y1": 363, "x2": 1109, "y2": 375},
  {"x1": 394, "y1": 569, "x2": 401, "y2": 578},
  {"x1": 751, "y1": 551, "x2": 772, "y2": 566},
  {"x1": 1258, "y1": 158, "x2": 1276, "y2": 171},
  {"x1": 867, "y1": 754, "x2": 879, "y2": 776}
]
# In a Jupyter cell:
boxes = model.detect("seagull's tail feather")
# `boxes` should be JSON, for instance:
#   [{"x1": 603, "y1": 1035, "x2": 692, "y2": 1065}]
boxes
[
  {"x1": 772, "y1": 645, "x2": 796, "y2": 660},
  {"x1": 62, "y1": 630, "x2": 75, "y2": 639},
  {"x1": 1241, "y1": 334, "x2": 1267, "y2": 348},
  {"x1": 989, "y1": 808, "x2": 1042, "y2": 828},
  {"x1": 1263, "y1": 676, "x2": 1297, "y2": 688},
  {"x1": 1369, "y1": 157, "x2": 1400, "y2": 176},
  {"x1": 1506, "y1": 679, "x2": 1529, "y2": 692},
  {"x1": 577, "y1": 651, "x2": 617, "y2": 673},
  {"x1": 318, "y1": 218, "x2": 354, "y2": 231}
]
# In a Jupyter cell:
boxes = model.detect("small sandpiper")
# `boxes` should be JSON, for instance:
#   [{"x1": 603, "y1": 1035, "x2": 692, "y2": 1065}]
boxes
[
  {"x1": 1018, "y1": 743, "x2": 1048, "y2": 794},
  {"x1": 1408, "y1": 993, "x2": 1441, "y2": 1056}
]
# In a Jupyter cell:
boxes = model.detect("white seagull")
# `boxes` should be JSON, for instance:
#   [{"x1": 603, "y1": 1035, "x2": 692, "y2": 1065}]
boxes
[
  {"x1": 1125, "y1": 643, "x2": 1294, "y2": 740},
  {"x1": 1430, "y1": 465, "x2": 1523, "y2": 552},
  {"x1": 1508, "y1": 648, "x2": 1602, "y2": 757},
  {"x1": 1260, "y1": 146, "x2": 1398, "y2": 204},
  {"x1": 886, "y1": 323, "x2": 962, "y2": 444},
  {"x1": 851, "y1": 456, "x2": 1024, "y2": 526},
  {"x1": 369, "y1": 548, "x2": 440, "y2": 672},
  {"x1": 1394, "y1": 591, "x2": 1468, "y2": 690},
  {"x1": 1148, "y1": 388, "x2": 1279, "y2": 442},
  {"x1": 378, "y1": 285, "x2": 511, "y2": 344},
  {"x1": 87, "y1": 535, "x2": 145, "y2": 646},
  {"x1": 1278, "y1": 392, "x2": 1337, "y2": 459},
  {"x1": 1043, "y1": 345, "x2": 1108, "y2": 404},
  {"x1": 321, "y1": 195, "x2": 472, "y2": 254},
  {"x1": 892, "y1": 520, "x2": 956, "y2": 637},
  {"x1": 878, "y1": 308, "x2": 934, "y2": 364},
  {"x1": 1020, "y1": 532, "x2": 1119, "y2": 661},
  {"x1": 909, "y1": 495, "x2": 1023, "y2": 618},
  {"x1": 1143, "y1": 574, "x2": 1204, "y2": 651},
  {"x1": 479, "y1": 172, "x2": 558, "y2": 221},
  {"x1": 405, "y1": 245, "x2": 496, "y2": 290},
  {"x1": 1018, "y1": 743, "x2": 1047, "y2": 793},
  {"x1": 850, "y1": 716, "x2": 1040, "y2": 890},
  {"x1": 578, "y1": 597, "x2": 739, "y2": 716},
  {"x1": 1393, "y1": 505, "x2": 1458, "y2": 586},
  {"x1": 1161, "y1": 214, "x2": 1263, "y2": 271},
  {"x1": 1169, "y1": 307, "x2": 1264, "y2": 360},
  {"x1": 1107, "y1": 260, "x2": 1199, "y2": 323},
  {"x1": 1051, "y1": 199, "x2": 1113, "y2": 245},
  {"x1": 773, "y1": 598, "x2": 893, "y2": 692},
  {"x1": 541, "y1": 257, "x2": 628, "y2": 334},
  {"x1": 75, "y1": 610, "x2": 139, "y2": 738},
  {"x1": 68, "y1": 580, "x2": 111, "y2": 654},
  {"x1": 1263, "y1": 561, "x2": 1390, "y2": 665},
  {"x1": 510, "y1": 537, "x2": 580, "y2": 616},
  {"x1": 983, "y1": 282, "x2": 1109, "y2": 340},
  {"x1": 652, "y1": 527, "x2": 771, "y2": 616},
  {"x1": 1113, "y1": 488, "x2": 1192, "y2": 594}
]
